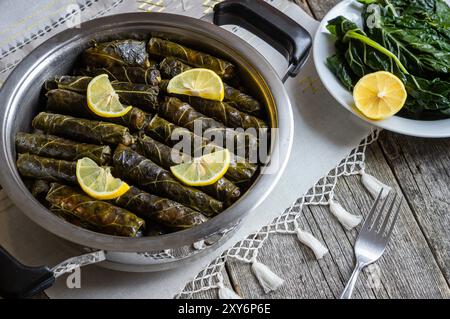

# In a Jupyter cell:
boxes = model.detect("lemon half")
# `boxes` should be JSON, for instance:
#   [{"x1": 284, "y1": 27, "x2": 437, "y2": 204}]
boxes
[
  {"x1": 167, "y1": 68, "x2": 224, "y2": 101},
  {"x1": 353, "y1": 71, "x2": 407, "y2": 120},
  {"x1": 76, "y1": 157, "x2": 129, "y2": 200},
  {"x1": 170, "y1": 149, "x2": 231, "y2": 186},
  {"x1": 87, "y1": 74, "x2": 132, "y2": 118}
]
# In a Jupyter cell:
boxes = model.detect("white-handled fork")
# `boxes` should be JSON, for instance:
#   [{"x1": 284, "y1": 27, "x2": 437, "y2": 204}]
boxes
[{"x1": 340, "y1": 190, "x2": 402, "y2": 299}]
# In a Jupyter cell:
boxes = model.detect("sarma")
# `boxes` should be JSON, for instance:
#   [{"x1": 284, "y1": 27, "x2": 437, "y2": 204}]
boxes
[
  {"x1": 113, "y1": 186, "x2": 208, "y2": 229},
  {"x1": 16, "y1": 132, "x2": 111, "y2": 165},
  {"x1": 46, "y1": 89, "x2": 147, "y2": 131},
  {"x1": 75, "y1": 65, "x2": 161, "y2": 86},
  {"x1": 110, "y1": 81, "x2": 159, "y2": 111},
  {"x1": 136, "y1": 134, "x2": 241, "y2": 205},
  {"x1": 159, "y1": 57, "x2": 262, "y2": 116},
  {"x1": 159, "y1": 96, "x2": 225, "y2": 133},
  {"x1": 46, "y1": 183, "x2": 145, "y2": 237},
  {"x1": 45, "y1": 76, "x2": 159, "y2": 112},
  {"x1": 145, "y1": 115, "x2": 257, "y2": 183},
  {"x1": 148, "y1": 38, "x2": 236, "y2": 79},
  {"x1": 30, "y1": 179, "x2": 51, "y2": 204},
  {"x1": 17, "y1": 153, "x2": 76, "y2": 184},
  {"x1": 83, "y1": 40, "x2": 152, "y2": 68},
  {"x1": 174, "y1": 95, "x2": 267, "y2": 130},
  {"x1": 32, "y1": 112, "x2": 134, "y2": 146},
  {"x1": 113, "y1": 144, "x2": 223, "y2": 216}
]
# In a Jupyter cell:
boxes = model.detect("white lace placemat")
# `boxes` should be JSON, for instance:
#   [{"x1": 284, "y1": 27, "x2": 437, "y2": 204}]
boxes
[{"x1": 0, "y1": 0, "x2": 389, "y2": 298}]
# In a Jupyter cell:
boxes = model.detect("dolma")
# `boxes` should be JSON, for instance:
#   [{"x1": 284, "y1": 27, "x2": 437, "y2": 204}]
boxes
[
  {"x1": 136, "y1": 134, "x2": 241, "y2": 205},
  {"x1": 83, "y1": 40, "x2": 152, "y2": 68},
  {"x1": 112, "y1": 145, "x2": 223, "y2": 216},
  {"x1": 17, "y1": 153, "x2": 76, "y2": 184},
  {"x1": 75, "y1": 65, "x2": 161, "y2": 86},
  {"x1": 45, "y1": 76, "x2": 159, "y2": 112},
  {"x1": 174, "y1": 95, "x2": 267, "y2": 130},
  {"x1": 32, "y1": 112, "x2": 133, "y2": 146},
  {"x1": 160, "y1": 97, "x2": 261, "y2": 158},
  {"x1": 145, "y1": 114, "x2": 209, "y2": 150},
  {"x1": 46, "y1": 88, "x2": 147, "y2": 131},
  {"x1": 145, "y1": 115, "x2": 257, "y2": 183},
  {"x1": 16, "y1": 132, "x2": 111, "y2": 165},
  {"x1": 147, "y1": 38, "x2": 237, "y2": 79},
  {"x1": 46, "y1": 183, "x2": 145, "y2": 237},
  {"x1": 159, "y1": 96, "x2": 225, "y2": 133},
  {"x1": 113, "y1": 186, "x2": 208, "y2": 229},
  {"x1": 30, "y1": 179, "x2": 51, "y2": 204},
  {"x1": 110, "y1": 81, "x2": 159, "y2": 111},
  {"x1": 159, "y1": 57, "x2": 262, "y2": 115}
]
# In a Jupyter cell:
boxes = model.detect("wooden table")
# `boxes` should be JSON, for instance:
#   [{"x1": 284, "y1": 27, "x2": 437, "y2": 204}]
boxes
[
  {"x1": 195, "y1": 0, "x2": 450, "y2": 299},
  {"x1": 27, "y1": 0, "x2": 449, "y2": 299}
]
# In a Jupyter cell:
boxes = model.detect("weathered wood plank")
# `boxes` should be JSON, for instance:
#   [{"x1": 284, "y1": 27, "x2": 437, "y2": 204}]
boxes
[
  {"x1": 378, "y1": 132, "x2": 450, "y2": 284},
  {"x1": 303, "y1": 0, "x2": 339, "y2": 20},
  {"x1": 225, "y1": 143, "x2": 449, "y2": 298}
]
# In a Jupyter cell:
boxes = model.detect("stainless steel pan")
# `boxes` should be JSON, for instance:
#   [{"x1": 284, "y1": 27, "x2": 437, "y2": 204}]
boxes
[{"x1": 0, "y1": 0, "x2": 311, "y2": 298}]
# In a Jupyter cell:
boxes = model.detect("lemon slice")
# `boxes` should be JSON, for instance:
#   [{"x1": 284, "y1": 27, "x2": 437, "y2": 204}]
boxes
[
  {"x1": 76, "y1": 157, "x2": 130, "y2": 200},
  {"x1": 170, "y1": 149, "x2": 231, "y2": 186},
  {"x1": 167, "y1": 68, "x2": 225, "y2": 101},
  {"x1": 353, "y1": 71, "x2": 407, "y2": 120},
  {"x1": 86, "y1": 74, "x2": 132, "y2": 118}
]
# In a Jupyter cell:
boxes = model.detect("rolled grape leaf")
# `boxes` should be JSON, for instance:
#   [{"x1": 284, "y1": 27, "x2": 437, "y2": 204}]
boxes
[
  {"x1": 29, "y1": 179, "x2": 51, "y2": 204},
  {"x1": 16, "y1": 132, "x2": 111, "y2": 165},
  {"x1": 32, "y1": 112, "x2": 134, "y2": 146},
  {"x1": 172, "y1": 95, "x2": 267, "y2": 130},
  {"x1": 110, "y1": 81, "x2": 159, "y2": 111},
  {"x1": 17, "y1": 153, "x2": 77, "y2": 184},
  {"x1": 160, "y1": 57, "x2": 262, "y2": 115},
  {"x1": 75, "y1": 65, "x2": 161, "y2": 86},
  {"x1": 113, "y1": 186, "x2": 208, "y2": 229},
  {"x1": 46, "y1": 88, "x2": 147, "y2": 131},
  {"x1": 46, "y1": 183, "x2": 145, "y2": 237},
  {"x1": 45, "y1": 75, "x2": 159, "y2": 112},
  {"x1": 136, "y1": 134, "x2": 241, "y2": 205},
  {"x1": 113, "y1": 144, "x2": 223, "y2": 216},
  {"x1": 159, "y1": 96, "x2": 225, "y2": 133},
  {"x1": 83, "y1": 40, "x2": 152, "y2": 68},
  {"x1": 148, "y1": 38, "x2": 237, "y2": 79},
  {"x1": 145, "y1": 115, "x2": 257, "y2": 183}
]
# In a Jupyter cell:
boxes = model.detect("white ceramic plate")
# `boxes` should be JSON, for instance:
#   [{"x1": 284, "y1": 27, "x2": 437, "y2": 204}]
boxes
[{"x1": 313, "y1": 0, "x2": 450, "y2": 138}]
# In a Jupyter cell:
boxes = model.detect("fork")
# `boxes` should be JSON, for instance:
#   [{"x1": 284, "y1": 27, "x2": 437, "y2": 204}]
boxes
[{"x1": 340, "y1": 189, "x2": 402, "y2": 299}]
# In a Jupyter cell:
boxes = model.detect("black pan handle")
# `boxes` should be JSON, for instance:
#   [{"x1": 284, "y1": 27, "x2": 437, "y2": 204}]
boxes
[
  {"x1": 213, "y1": 0, "x2": 312, "y2": 81},
  {"x1": 0, "y1": 245, "x2": 55, "y2": 299}
]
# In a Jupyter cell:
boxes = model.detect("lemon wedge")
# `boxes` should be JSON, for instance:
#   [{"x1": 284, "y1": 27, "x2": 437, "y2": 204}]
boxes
[
  {"x1": 170, "y1": 149, "x2": 230, "y2": 186},
  {"x1": 167, "y1": 68, "x2": 224, "y2": 101},
  {"x1": 76, "y1": 157, "x2": 129, "y2": 200},
  {"x1": 353, "y1": 71, "x2": 407, "y2": 120},
  {"x1": 86, "y1": 74, "x2": 132, "y2": 118}
]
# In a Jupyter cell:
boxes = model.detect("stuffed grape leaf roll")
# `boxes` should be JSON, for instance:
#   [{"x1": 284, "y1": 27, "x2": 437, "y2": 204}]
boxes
[
  {"x1": 147, "y1": 38, "x2": 237, "y2": 79},
  {"x1": 46, "y1": 89, "x2": 147, "y2": 131},
  {"x1": 145, "y1": 115, "x2": 257, "y2": 183},
  {"x1": 159, "y1": 96, "x2": 225, "y2": 133},
  {"x1": 172, "y1": 95, "x2": 267, "y2": 130},
  {"x1": 83, "y1": 40, "x2": 152, "y2": 68},
  {"x1": 136, "y1": 134, "x2": 241, "y2": 205},
  {"x1": 159, "y1": 57, "x2": 262, "y2": 116},
  {"x1": 46, "y1": 183, "x2": 145, "y2": 237},
  {"x1": 16, "y1": 132, "x2": 111, "y2": 165},
  {"x1": 45, "y1": 76, "x2": 159, "y2": 112},
  {"x1": 32, "y1": 112, "x2": 134, "y2": 146},
  {"x1": 75, "y1": 65, "x2": 161, "y2": 86},
  {"x1": 113, "y1": 186, "x2": 208, "y2": 229},
  {"x1": 17, "y1": 153, "x2": 77, "y2": 184},
  {"x1": 113, "y1": 144, "x2": 223, "y2": 216}
]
